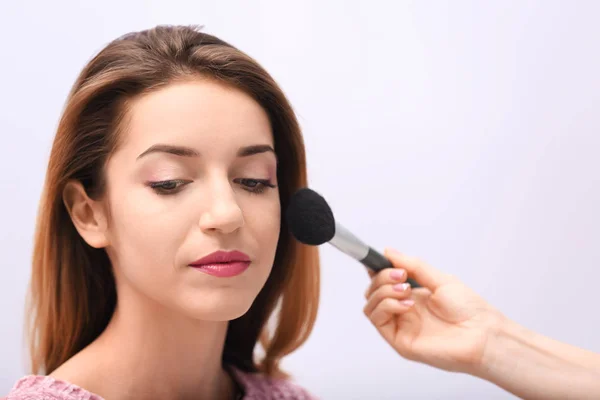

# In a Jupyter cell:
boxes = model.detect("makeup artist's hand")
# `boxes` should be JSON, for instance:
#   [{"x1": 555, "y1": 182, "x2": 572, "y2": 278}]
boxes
[
  {"x1": 364, "y1": 249, "x2": 600, "y2": 399},
  {"x1": 363, "y1": 248, "x2": 503, "y2": 374}
]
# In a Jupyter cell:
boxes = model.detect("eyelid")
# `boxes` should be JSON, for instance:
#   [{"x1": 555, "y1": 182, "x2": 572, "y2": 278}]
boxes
[
  {"x1": 140, "y1": 160, "x2": 193, "y2": 181},
  {"x1": 146, "y1": 179, "x2": 191, "y2": 195},
  {"x1": 231, "y1": 178, "x2": 276, "y2": 195}
]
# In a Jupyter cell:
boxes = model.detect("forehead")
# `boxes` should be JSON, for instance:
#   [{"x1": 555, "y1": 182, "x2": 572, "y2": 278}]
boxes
[{"x1": 120, "y1": 79, "x2": 273, "y2": 155}]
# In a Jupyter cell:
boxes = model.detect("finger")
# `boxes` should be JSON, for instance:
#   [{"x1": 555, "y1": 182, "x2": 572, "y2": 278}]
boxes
[
  {"x1": 364, "y1": 268, "x2": 407, "y2": 299},
  {"x1": 368, "y1": 297, "x2": 415, "y2": 327},
  {"x1": 363, "y1": 282, "x2": 412, "y2": 316},
  {"x1": 384, "y1": 248, "x2": 452, "y2": 291}
]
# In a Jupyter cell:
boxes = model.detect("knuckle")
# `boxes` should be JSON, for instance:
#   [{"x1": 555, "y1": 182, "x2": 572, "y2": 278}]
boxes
[
  {"x1": 372, "y1": 285, "x2": 389, "y2": 303},
  {"x1": 381, "y1": 297, "x2": 396, "y2": 310},
  {"x1": 363, "y1": 300, "x2": 375, "y2": 316}
]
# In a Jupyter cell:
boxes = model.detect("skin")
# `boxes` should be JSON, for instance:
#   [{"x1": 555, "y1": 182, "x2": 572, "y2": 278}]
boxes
[
  {"x1": 365, "y1": 248, "x2": 600, "y2": 399},
  {"x1": 55, "y1": 78, "x2": 281, "y2": 400}
]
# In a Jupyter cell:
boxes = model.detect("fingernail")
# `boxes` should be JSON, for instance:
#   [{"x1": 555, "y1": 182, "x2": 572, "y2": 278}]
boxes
[
  {"x1": 393, "y1": 283, "x2": 410, "y2": 292},
  {"x1": 390, "y1": 269, "x2": 405, "y2": 280},
  {"x1": 400, "y1": 299, "x2": 415, "y2": 306}
]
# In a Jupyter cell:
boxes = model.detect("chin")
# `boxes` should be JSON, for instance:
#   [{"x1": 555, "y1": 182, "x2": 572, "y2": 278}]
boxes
[{"x1": 177, "y1": 289, "x2": 257, "y2": 322}]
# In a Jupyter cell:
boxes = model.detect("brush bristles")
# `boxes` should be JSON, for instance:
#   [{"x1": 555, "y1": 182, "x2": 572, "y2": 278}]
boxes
[{"x1": 285, "y1": 188, "x2": 335, "y2": 246}]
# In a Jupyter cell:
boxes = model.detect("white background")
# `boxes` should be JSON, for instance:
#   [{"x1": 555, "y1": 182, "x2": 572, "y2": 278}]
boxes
[{"x1": 1, "y1": 1, "x2": 599, "y2": 398}]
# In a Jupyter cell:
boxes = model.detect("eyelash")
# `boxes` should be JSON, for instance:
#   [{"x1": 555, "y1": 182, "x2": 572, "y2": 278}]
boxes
[
  {"x1": 234, "y1": 178, "x2": 277, "y2": 194},
  {"x1": 147, "y1": 178, "x2": 276, "y2": 195}
]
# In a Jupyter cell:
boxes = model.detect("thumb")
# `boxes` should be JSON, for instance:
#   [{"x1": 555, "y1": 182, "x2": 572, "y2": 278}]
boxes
[{"x1": 384, "y1": 248, "x2": 452, "y2": 291}]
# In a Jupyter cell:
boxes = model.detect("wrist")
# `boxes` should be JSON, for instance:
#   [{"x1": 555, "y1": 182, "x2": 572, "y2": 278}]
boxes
[
  {"x1": 469, "y1": 313, "x2": 600, "y2": 399},
  {"x1": 470, "y1": 312, "x2": 519, "y2": 379}
]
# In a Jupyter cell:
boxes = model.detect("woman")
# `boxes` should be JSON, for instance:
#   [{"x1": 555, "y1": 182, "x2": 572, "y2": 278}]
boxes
[
  {"x1": 6, "y1": 25, "x2": 319, "y2": 399},
  {"x1": 365, "y1": 248, "x2": 600, "y2": 399},
  {"x1": 8, "y1": 23, "x2": 598, "y2": 400}
]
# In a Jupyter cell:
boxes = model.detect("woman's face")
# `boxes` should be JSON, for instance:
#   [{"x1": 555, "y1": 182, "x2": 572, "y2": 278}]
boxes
[{"x1": 101, "y1": 79, "x2": 281, "y2": 320}]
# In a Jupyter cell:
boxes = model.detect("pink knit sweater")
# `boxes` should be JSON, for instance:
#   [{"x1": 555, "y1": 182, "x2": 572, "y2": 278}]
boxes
[{"x1": 4, "y1": 367, "x2": 317, "y2": 400}]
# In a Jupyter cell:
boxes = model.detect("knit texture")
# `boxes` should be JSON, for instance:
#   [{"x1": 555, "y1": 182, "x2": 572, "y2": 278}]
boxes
[{"x1": 4, "y1": 368, "x2": 317, "y2": 400}]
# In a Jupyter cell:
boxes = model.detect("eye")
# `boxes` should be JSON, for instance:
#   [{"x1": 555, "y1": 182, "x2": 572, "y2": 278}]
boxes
[
  {"x1": 147, "y1": 179, "x2": 191, "y2": 195},
  {"x1": 234, "y1": 178, "x2": 277, "y2": 194}
]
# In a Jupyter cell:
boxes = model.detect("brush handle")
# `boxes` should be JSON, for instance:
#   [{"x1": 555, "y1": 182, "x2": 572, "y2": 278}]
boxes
[{"x1": 361, "y1": 247, "x2": 421, "y2": 288}]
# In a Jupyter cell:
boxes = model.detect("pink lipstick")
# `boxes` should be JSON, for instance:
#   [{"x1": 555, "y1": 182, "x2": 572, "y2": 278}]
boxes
[{"x1": 189, "y1": 250, "x2": 251, "y2": 277}]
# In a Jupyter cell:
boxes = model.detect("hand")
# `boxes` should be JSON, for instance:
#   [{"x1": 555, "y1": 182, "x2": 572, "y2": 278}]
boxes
[{"x1": 363, "y1": 249, "x2": 505, "y2": 374}]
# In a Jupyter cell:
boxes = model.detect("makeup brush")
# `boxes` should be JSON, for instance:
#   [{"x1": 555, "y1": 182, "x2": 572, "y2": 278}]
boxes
[{"x1": 285, "y1": 187, "x2": 420, "y2": 288}]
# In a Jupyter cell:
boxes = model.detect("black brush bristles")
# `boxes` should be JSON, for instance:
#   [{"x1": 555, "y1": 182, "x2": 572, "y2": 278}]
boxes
[{"x1": 285, "y1": 188, "x2": 336, "y2": 245}]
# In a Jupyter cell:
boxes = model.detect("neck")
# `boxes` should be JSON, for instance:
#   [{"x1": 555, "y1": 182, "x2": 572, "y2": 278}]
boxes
[{"x1": 56, "y1": 284, "x2": 237, "y2": 400}]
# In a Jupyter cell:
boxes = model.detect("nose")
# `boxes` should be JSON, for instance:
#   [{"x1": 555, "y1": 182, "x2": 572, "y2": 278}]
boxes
[{"x1": 198, "y1": 181, "x2": 245, "y2": 234}]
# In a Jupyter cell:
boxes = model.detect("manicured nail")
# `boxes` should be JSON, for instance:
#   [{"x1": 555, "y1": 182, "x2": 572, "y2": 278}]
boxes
[
  {"x1": 390, "y1": 269, "x2": 405, "y2": 280},
  {"x1": 393, "y1": 283, "x2": 410, "y2": 292},
  {"x1": 400, "y1": 299, "x2": 415, "y2": 306}
]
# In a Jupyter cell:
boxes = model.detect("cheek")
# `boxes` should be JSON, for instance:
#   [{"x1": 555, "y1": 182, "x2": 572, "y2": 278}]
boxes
[
  {"x1": 244, "y1": 193, "x2": 281, "y2": 263},
  {"x1": 105, "y1": 186, "x2": 190, "y2": 276}
]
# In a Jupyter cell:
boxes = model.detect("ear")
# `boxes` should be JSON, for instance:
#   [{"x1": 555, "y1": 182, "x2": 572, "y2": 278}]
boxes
[{"x1": 63, "y1": 180, "x2": 110, "y2": 248}]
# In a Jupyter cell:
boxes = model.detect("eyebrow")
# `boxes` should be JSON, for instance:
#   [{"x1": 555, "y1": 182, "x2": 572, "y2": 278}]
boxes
[{"x1": 136, "y1": 143, "x2": 276, "y2": 160}]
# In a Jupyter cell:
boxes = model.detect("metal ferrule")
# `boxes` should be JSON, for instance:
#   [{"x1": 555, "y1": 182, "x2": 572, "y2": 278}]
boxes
[{"x1": 329, "y1": 222, "x2": 369, "y2": 260}]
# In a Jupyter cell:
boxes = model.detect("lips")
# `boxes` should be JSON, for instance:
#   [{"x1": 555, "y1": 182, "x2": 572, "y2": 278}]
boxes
[{"x1": 189, "y1": 250, "x2": 251, "y2": 278}]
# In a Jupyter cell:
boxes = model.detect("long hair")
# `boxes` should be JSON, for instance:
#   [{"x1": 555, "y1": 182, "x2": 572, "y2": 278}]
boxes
[{"x1": 27, "y1": 25, "x2": 320, "y2": 378}]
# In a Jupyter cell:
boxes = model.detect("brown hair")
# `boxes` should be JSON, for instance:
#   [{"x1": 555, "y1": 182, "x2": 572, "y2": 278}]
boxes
[{"x1": 27, "y1": 24, "x2": 320, "y2": 378}]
